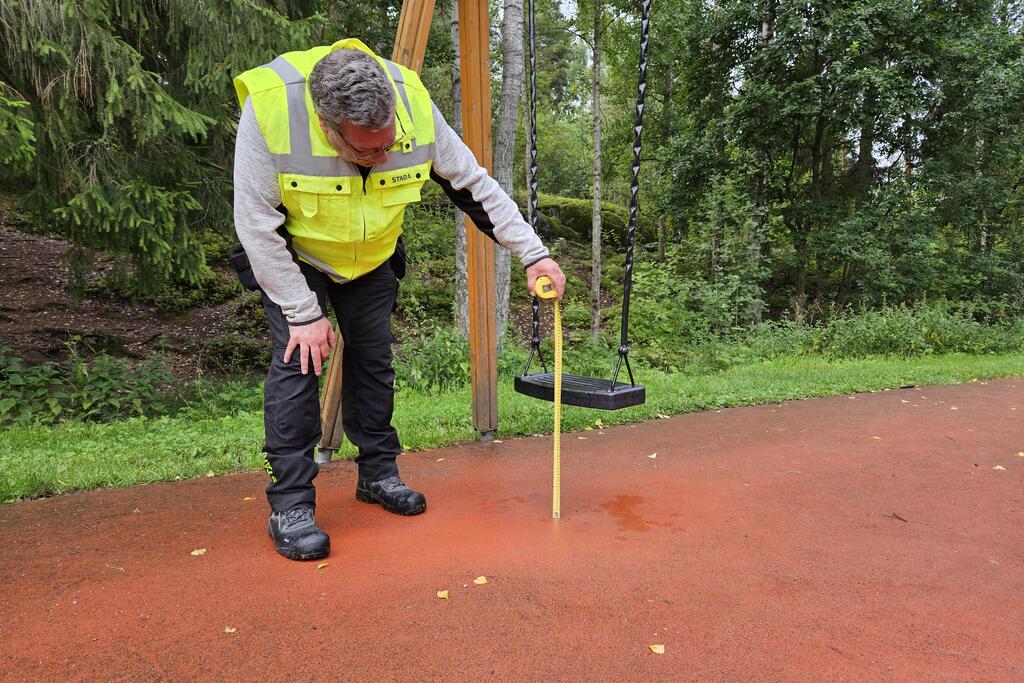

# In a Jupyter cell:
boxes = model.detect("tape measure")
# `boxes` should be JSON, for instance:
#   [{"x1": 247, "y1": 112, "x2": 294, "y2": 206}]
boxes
[{"x1": 535, "y1": 275, "x2": 561, "y2": 519}]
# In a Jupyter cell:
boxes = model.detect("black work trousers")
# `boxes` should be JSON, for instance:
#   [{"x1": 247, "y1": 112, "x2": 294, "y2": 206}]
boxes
[{"x1": 262, "y1": 259, "x2": 401, "y2": 512}]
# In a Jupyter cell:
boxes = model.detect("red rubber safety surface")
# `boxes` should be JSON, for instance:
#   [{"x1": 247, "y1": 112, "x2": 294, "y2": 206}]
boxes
[{"x1": 2, "y1": 379, "x2": 1023, "y2": 681}]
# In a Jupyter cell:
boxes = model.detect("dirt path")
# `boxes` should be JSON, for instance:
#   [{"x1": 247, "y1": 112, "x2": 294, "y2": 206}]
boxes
[
  {"x1": 0, "y1": 224, "x2": 230, "y2": 373},
  {"x1": 1, "y1": 379, "x2": 1022, "y2": 680}
]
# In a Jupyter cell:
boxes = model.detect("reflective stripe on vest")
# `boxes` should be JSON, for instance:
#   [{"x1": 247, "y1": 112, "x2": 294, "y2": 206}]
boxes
[{"x1": 234, "y1": 39, "x2": 436, "y2": 282}]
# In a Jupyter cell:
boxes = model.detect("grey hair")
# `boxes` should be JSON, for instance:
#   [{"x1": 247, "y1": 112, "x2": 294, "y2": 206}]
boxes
[{"x1": 308, "y1": 49, "x2": 395, "y2": 130}]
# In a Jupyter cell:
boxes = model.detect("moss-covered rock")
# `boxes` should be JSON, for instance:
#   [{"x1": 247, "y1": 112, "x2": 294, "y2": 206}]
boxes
[
  {"x1": 511, "y1": 192, "x2": 650, "y2": 251},
  {"x1": 536, "y1": 193, "x2": 633, "y2": 249}
]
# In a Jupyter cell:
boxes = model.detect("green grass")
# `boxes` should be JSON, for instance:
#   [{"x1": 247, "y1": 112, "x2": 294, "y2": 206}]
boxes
[{"x1": 3, "y1": 352, "x2": 1023, "y2": 502}]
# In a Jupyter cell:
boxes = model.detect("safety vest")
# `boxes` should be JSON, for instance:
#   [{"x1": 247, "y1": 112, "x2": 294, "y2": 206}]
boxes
[{"x1": 233, "y1": 39, "x2": 435, "y2": 282}]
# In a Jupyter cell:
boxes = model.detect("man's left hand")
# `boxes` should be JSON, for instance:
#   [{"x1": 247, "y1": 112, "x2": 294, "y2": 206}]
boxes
[{"x1": 525, "y1": 257, "x2": 566, "y2": 300}]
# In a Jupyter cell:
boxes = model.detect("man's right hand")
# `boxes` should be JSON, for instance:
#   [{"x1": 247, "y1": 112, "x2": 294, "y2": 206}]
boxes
[{"x1": 283, "y1": 317, "x2": 337, "y2": 376}]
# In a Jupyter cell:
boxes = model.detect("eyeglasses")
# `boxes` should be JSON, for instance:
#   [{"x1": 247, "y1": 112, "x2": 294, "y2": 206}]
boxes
[{"x1": 327, "y1": 116, "x2": 410, "y2": 162}]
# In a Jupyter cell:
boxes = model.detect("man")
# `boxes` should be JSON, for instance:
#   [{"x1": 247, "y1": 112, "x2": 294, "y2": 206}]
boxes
[{"x1": 232, "y1": 39, "x2": 565, "y2": 561}]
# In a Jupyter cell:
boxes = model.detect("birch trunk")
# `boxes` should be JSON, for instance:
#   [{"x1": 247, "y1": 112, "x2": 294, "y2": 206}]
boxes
[
  {"x1": 590, "y1": 0, "x2": 603, "y2": 341},
  {"x1": 749, "y1": 4, "x2": 774, "y2": 325},
  {"x1": 452, "y1": 0, "x2": 469, "y2": 338},
  {"x1": 493, "y1": 0, "x2": 524, "y2": 348}
]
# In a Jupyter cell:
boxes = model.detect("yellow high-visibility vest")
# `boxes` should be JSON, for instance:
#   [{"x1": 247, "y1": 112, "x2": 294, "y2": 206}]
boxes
[{"x1": 234, "y1": 39, "x2": 436, "y2": 281}]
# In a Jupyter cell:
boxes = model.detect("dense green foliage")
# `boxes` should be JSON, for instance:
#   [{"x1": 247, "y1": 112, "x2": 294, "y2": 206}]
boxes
[
  {"x1": 5, "y1": 299, "x2": 1023, "y2": 427},
  {"x1": 0, "y1": 341, "x2": 264, "y2": 427},
  {"x1": 5, "y1": 351, "x2": 1024, "y2": 501},
  {"x1": 3, "y1": 0, "x2": 1022, "y2": 315},
  {"x1": 598, "y1": 0, "x2": 1024, "y2": 320},
  {"x1": 0, "y1": 0, "x2": 446, "y2": 292}
]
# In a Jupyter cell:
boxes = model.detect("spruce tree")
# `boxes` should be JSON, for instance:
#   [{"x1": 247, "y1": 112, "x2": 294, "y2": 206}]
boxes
[{"x1": 0, "y1": 0, "x2": 323, "y2": 293}]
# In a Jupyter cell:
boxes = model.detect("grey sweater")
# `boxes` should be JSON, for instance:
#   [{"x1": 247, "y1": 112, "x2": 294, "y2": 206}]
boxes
[{"x1": 233, "y1": 98, "x2": 549, "y2": 324}]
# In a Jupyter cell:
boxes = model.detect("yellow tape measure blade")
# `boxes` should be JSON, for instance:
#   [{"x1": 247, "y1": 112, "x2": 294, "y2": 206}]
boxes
[{"x1": 533, "y1": 275, "x2": 562, "y2": 520}]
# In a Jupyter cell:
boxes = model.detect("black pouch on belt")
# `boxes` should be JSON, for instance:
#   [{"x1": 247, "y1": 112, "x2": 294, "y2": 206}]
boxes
[
  {"x1": 229, "y1": 243, "x2": 261, "y2": 291},
  {"x1": 389, "y1": 235, "x2": 406, "y2": 280}
]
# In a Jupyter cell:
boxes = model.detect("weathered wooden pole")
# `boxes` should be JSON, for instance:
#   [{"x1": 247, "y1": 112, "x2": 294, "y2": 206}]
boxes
[{"x1": 457, "y1": 0, "x2": 499, "y2": 439}]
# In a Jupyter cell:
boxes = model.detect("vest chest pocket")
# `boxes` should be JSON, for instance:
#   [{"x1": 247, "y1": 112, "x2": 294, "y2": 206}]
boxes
[
  {"x1": 280, "y1": 175, "x2": 354, "y2": 236},
  {"x1": 379, "y1": 183, "x2": 422, "y2": 208},
  {"x1": 366, "y1": 182, "x2": 422, "y2": 243}
]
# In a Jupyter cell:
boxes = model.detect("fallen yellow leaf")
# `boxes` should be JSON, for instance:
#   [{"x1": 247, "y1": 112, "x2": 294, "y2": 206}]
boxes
[
  {"x1": 872, "y1": 436, "x2": 882, "y2": 441},
  {"x1": 224, "y1": 627, "x2": 237, "y2": 634},
  {"x1": 649, "y1": 644, "x2": 665, "y2": 654},
  {"x1": 436, "y1": 458, "x2": 446, "y2": 462},
  {"x1": 584, "y1": 426, "x2": 593, "y2": 431},
  {"x1": 190, "y1": 548, "x2": 207, "y2": 556},
  {"x1": 243, "y1": 497, "x2": 255, "y2": 502},
  {"x1": 595, "y1": 419, "x2": 604, "y2": 427},
  {"x1": 1017, "y1": 452, "x2": 1024, "y2": 457},
  {"x1": 437, "y1": 590, "x2": 449, "y2": 599},
  {"x1": 317, "y1": 562, "x2": 329, "y2": 570},
  {"x1": 206, "y1": 470, "x2": 215, "y2": 478},
  {"x1": 473, "y1": 576, "x2": 488, "y2": 585},
  {"x1": 648, "y1": 453, "x2": 657, "y2": 459}
]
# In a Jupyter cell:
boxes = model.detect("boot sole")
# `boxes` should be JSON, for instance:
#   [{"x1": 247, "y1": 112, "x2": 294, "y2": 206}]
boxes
[
  {"x1": 275, "y1": 545, "x2": 329, "y2": 561},
  {"x1": 267, "y1": 525, "x2": 330, "y2": 561},
  {"x1": 356, "y1": 488, "x2": 426, "y2": 515}
]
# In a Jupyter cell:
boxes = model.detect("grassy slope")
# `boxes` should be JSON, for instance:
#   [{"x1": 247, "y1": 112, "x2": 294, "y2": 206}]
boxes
[{"x1": 3, "y1": 352, "x2": 1023, "y2": 502}]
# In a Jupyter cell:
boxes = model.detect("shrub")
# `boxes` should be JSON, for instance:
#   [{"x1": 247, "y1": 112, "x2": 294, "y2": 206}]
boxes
[
  {"x1": 197, "y1": 333, "x2": 271, "y2": 376},
  {"x1": 394, "y1": 325, "x2": 470, "y2": 392},
  {"x1": 743, "y1": 320, "x2": 819, "y2": 359},
  {"x1": 226, "y1": 291, "x2": 269, "y2": 337},
  {"x1": 401, "y1": 184, "x2": 457, "y2": 262},
  {"x1": 176, "y1": 377, "x2": 264, "y2": 418},
  {"x1": 397, "y1": 259, "x2": 455, "y2": 328},
  {"x1": 0, "y1": 343, "x2": 177, "y2": 426},
  {"x1": 87, "y1": 268, "x2": 241, "y2": 313},
  {"x1": 815, "y1": 302, "x2": 1024, "y2": 358}
]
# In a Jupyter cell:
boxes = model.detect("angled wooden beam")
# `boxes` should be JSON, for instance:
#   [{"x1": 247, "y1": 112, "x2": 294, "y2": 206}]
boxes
[
  {"x1": 458, "y1": 0, "x2": 499, "y2": 438},
  {"x1": 392, "y1": 0, "x2": 437, "y2": 71}
]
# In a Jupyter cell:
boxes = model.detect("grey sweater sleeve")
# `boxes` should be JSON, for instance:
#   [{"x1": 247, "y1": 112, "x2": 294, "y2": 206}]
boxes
[
  {"x1": 429, "y1": 104, "x2": 550, "y2": 267},
  {"x1": 233, "y1": 98, "x2": 322, "y2": 324}
]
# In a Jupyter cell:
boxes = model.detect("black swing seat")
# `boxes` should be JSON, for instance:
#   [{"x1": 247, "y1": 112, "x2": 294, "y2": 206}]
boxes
[{"x1": 514, "y1": 373, "x2": 646, "y2": 410}]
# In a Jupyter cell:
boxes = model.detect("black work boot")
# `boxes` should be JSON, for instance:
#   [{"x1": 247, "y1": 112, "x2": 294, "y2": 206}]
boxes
[
  {"x1": 267, "y1": 505, "x2": 330, "y2": 560},
  {"x1": 356, "y1": 475, "x2": 426, "y2": 516}
]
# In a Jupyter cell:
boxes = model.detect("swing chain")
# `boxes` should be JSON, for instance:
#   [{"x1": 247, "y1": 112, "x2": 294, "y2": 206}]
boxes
[
  {"x1": 619, "y1": 0, "x2": 651, "y2": 353},
  {"x1": 524, "y1": 293, "x2": 548, "y2": 375},
  {"x1": 521, "y1": 0, "x2": 546, "y2": 378},
  {"x1": 610, "y1": 345, "x2": 637, "y2": 390}
]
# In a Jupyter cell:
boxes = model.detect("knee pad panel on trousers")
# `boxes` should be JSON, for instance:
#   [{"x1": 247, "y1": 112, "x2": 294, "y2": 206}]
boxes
[{"x1": 265, "y1": 397, "x2": 320, "y2": 451}]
